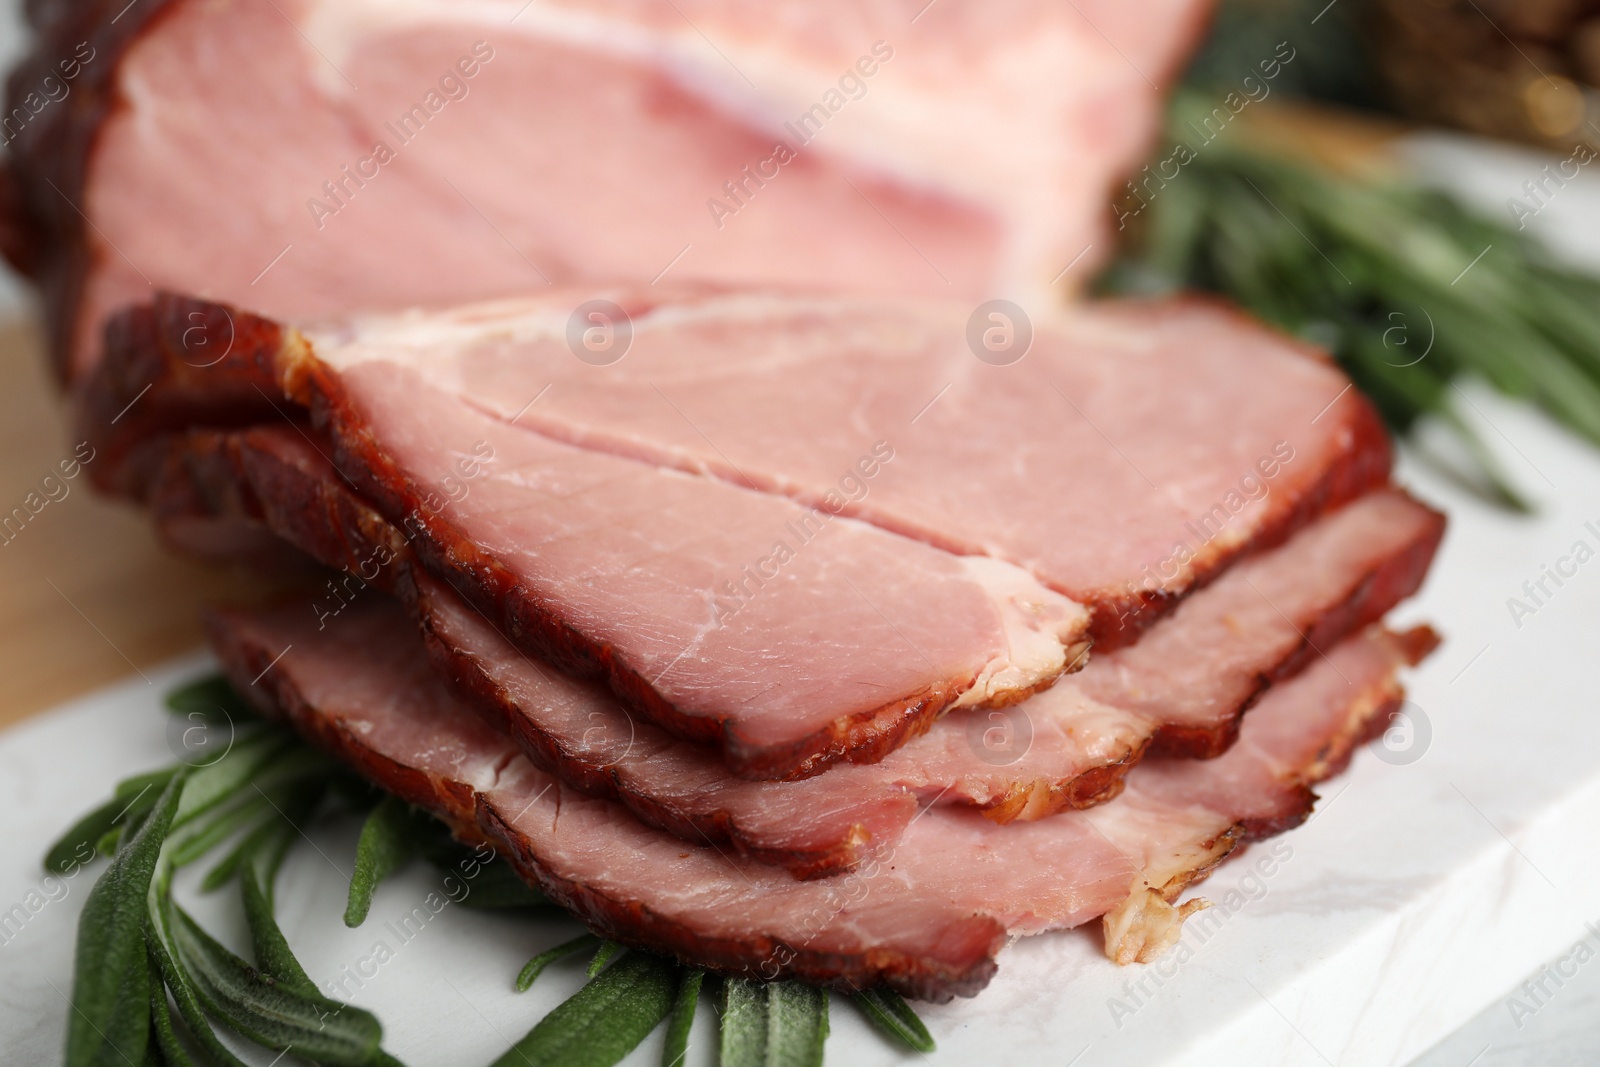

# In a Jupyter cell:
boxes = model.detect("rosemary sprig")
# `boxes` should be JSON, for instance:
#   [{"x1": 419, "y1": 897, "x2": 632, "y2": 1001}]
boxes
[
  {"x1": 720, "y1": 976, "x2": 830, "y2": 1067},
  {"x1": 662, "y1": 968, "x2": 704, "y2": 1067},
  {"x1": 170, "y1": 904, "x2": 387, "y2": 1065},
  {"x1": 1103, "y1": 91, "x2": 1600, "y2": 509},
  {"x1": 588, "y1": 940, "x2": 626, "y2": 978},
  {"x1": 50, "y1": 673, "x2": 937, "y2": 1066},
  {"x1": 345, "y1": 794, "x2": 420, "y2": 927},
  {"x1": 491, "y1": 952, "x2": 679, "y2": 1067},
  {"x1": 64, "y1": 770, "x2": 185, "y2": 1067},
  {"x1": 517, "y1": 933, "x2": 602, "y2": 992},
  {"x1": 852, "y1": 987, "x2": 937, "y2": 1053}
]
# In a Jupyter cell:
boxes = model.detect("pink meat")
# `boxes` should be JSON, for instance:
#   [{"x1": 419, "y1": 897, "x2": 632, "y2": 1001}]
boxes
[
  {"x1": 208, "y1": 597, "x2": 1427, "y2": 998},
  {"x1": 296, "y1": 291, "x2": 1394, "y2": 645},
  {"x1": 3, "y1": 0, "x2": 1214, "y2": 380},
  {"x1": 140, "y1": 416, "x2": 1436, "y2": 875},
  {"x1": 302, "y1": 348, "x2": 1088, "y2": 778},
  {"x1": 82, "y1": 291, "x2": 1391, "y2": 652},
  {"x1": 418, "y1": 484, "x2": 1442, "y2": 836}
]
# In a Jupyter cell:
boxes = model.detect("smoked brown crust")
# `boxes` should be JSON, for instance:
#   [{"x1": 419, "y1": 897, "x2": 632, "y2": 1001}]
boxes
[
  {"x1": 281, "y1": 341, "x2": 982, "y2": 781},
  {"x1": 207, "y1": 606, "x2": 1004, "y2": 1001},
  {"x1": 145, "y1": 424, "x2": 1442, "y2": 862},
  {"x1": 95, "y1": 293, "x2": 1412, "y2": 774},
  {"x1": 1087, "y1": 378, "x2": 1395, "y2": 650},
  {"x1": 1145, "y1": 493, "x2": 1445, "y2": 759},
  {"x1": 409, "y1": 577, "x2": 900, "y2": 881},
  {"x1": 90, "y1": 295, "x2": 1394, "y2": 623},
  {"x1": 151, "y1": 425, "x2": 904, "y2": 877},
  {"x1": 76, "y1": 296, "x2": 289, "y2": 500},
  {"x1": 1153, "y1": 625, "x2": 1438, "y2": 904},
  {"x1": 3, "y1": 0, "x2": 188, "y2": 383}
]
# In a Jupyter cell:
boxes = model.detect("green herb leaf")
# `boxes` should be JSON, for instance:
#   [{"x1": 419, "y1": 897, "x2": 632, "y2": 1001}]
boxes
[
  {"x1": 164, "y1": 673, "x2": 256, "y2": 723},
  {"x1": 851, "y1": 987, "x2": 935, "y2": 1053},
  {"x1": 1106, "y1": 93, "x2": 1600, "y2": 511},
  {"x1": 719, "y1": 978, "x2": 830, "y2": 1067},
  {"x1": 346, "y1": 794, "x2": 420, "y2": 927},
  {"x1": 491, "y1": 951, "x2": 678, "y2": 1067},
  {"x1": 147, "y1": 951, "x2": 202, "y2": 1067},
  {"x1": 169, "y1": 904, "x2": 387, "y2": 1066},
  {"x1": 44, "y1": 769, "x2": 177, "y2": 875},
  {"x1": 145, "y1": 916, "x2": 254, "y2": 1067},
  {"x1": 661, "y1": 969, "x2": 704, "y2": 1067},
  {"x1": 516, "y1": 933, "x2": 601, "y2": 992},
  {"x1": 239, "y1": 799, "x2": 325, "y2": 997},
  {"x1": 166, "y1": 792, "x2": 273, "y2": 870},
  {"x1": 587, "y1": 940, "x2": 624, "y2": 978},
  {"x1": 200, "y1": 816, "x2": 284, "y2": 892},
  {"x1": 64, "y1": 769, "x2": 186, "y2": 1067},
  {"x1": 173, "y1": 732, "x2": 293, "y2": 829}
]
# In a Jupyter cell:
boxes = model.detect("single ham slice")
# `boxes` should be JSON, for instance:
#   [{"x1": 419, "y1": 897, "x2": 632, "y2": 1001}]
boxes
[
  {"x1": 3, "y1": 0, "x2": 1213, "y2": 381},
  {"x1": 208, "y1": 596, "x2": 1432, "y2": 998},
  {"x1": 83, "y1": 290, "x2": 1390, "y2": 651},
  {"x1": 145, "y1": 423, "x2": 1441, "y2": 876}
]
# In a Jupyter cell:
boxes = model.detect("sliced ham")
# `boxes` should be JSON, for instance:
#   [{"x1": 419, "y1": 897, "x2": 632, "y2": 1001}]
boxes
[
  {"x1": 84, "y1": 290, "x2": 1390, "y2": 653},
  {"x1": 159, "y1": 423, "x2": 1441, "y2": 881},
  {"x1": 4, "y1": 0, "x2": 1213, "y2": 381},
  {"x1": 208, "y1": 595, "x2": 1432, "y2": 998},
  {"x1": 75, "y1": 312, "x2": 1081, "y2": 783}
]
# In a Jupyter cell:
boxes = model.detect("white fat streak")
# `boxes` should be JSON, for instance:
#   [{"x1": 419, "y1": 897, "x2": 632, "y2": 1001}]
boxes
[
  {"x1": 950, "y1": 556, "x2": 1090, "y2": 709},
  {"x1": 298, "y1": 288, "x2": 1134, "y2": 381},
  {"x1": 290, "y1": 0, "x2": 1120, "y2": 302}
]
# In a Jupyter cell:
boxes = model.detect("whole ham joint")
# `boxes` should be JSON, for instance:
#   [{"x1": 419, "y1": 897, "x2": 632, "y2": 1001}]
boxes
[{"x1": 2, "y1": 0, "x2": 1214, "y2": 380}]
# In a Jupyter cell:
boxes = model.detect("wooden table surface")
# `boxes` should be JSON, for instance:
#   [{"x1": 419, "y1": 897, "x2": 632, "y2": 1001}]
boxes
[{"x1": 0, "y1": 313, "x2": 276, "y2": 730}]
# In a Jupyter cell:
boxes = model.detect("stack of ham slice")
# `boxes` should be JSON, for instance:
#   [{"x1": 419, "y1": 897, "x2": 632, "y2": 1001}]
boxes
[
  {"x1": 3, "y1": 0, "x2": 1446, "y2": 1004},
  {"x1": 67, "y1": 287, "x2": 1444, "y2": 999}
]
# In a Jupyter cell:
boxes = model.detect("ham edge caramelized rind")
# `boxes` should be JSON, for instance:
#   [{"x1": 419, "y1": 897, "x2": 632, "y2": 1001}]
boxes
[
  {"x1": 206, "y1": 595, "x2": 1434, "y2": 998},
  {"x1": 78, "y1": 304, "x2": 1095, "y2": 782},
  {"x1": 142, "y1": 421, "x2": 1442, "y2": 881},
  {"x1": 72, "y1": 293, "x2": 1421, "y2": 798},
  {"x1": 276, "y1": 332, "x2": 1089, "y2": 779},
  {"x1": 79, "y1": 291, "x2": 1393, "y2": 654}
]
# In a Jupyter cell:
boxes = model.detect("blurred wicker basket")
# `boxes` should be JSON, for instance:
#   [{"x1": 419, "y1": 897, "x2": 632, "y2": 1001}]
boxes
[{"x1": 1367, "y1": 0, "x2": 1600, "y2": 148}]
